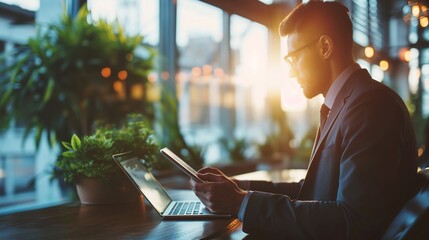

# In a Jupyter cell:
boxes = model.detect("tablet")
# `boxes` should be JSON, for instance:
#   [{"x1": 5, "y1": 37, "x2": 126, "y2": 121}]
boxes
[{"x1": 160, "y1": 147, "x2": 205, "y2": 183}]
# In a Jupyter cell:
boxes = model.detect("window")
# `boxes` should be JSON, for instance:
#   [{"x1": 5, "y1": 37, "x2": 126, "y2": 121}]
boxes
[
  {"x1": 88, "y1": 0, "x2": 159, "y2": 46},
  {"x1": 230, "y1": 14, "x2": 269, "y2": 134},
  {"x1": 0, "y1": 154, "x2": 36, "y2": 207},
  {"x1": 344, "y1": 0, "x2": 385, "y2": 50},
  {"x1": 176, "y1": 0, "x2": 224, "y2": 160}
]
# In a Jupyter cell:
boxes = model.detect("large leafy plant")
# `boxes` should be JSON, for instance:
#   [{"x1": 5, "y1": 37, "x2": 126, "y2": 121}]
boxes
[
  {"x1": 0, "y1": 6, "x2": 155, "y2": 148},
  {"x1": 54, "y1": 114, "x2": 159, "y2": 183}
]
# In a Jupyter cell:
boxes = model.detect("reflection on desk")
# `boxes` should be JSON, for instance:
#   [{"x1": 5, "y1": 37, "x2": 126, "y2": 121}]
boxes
[
  {"x1": 0, "y1": 190, "x2": 243, "y2": 240},
  {"x1": 234, "y1": 169, "x2": 307, "y2": 183}
]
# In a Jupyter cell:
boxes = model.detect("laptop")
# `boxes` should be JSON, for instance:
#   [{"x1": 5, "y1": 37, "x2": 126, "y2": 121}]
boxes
[{"x1": 112, "y1": 151, "x2": 231, "y2": 219}]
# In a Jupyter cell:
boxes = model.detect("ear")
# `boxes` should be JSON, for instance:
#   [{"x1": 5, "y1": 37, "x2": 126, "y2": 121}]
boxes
[{"x1": 319, "y1": 35, "x2": 333, "y2": 59}]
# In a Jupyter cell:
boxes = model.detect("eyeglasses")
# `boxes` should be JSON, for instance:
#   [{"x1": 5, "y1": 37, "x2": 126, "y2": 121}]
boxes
[{"x1": 283, "y1": 37, "x2": 320, "y2": 69}]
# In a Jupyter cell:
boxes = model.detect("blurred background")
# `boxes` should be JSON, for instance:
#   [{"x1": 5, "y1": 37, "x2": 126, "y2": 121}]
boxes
[{"x1": 0, "y1": 0, "x2": 427, "y2": 212}]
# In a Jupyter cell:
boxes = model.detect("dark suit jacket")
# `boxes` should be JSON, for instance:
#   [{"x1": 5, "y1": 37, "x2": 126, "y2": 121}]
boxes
[{"x1": 242, "y1": 69, "x2": 418, "y2": 239}]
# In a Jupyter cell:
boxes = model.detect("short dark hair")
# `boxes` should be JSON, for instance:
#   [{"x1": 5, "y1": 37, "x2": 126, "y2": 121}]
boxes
[{"x1": 279, "y1": 1, "x2": 353, "y2": 54}]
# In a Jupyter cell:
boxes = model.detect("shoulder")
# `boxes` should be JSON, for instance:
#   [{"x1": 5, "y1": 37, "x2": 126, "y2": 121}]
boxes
[
  {"x1": 337, "y1": 70, "x2": 412, "y2": 132},
  {"x1": 346, "y1": 69, "x2": 406, "y2": 111}
]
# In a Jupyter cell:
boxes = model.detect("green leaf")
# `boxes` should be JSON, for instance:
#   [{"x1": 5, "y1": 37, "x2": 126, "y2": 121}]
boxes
[
  {"x1": 49, "y1": 130, "x2": 57, "y2": 148},
  {"x1": 62, "y1": 141, "x2": 73, "y2": 150},
  {"x1": 42, "y1": 78, "x2": 55, "y2": 103},
  {"x1": 71, "y1": 134, "x2": 81, "y2": 150},
  {"x1": 0, "y1": 55, "x2": 28, "y2": 107},
  {"x1": 62, "y1": 151, "x2": 75, "y2": 158},
  {"x1": 34, "y1": 125, "x2": 42, "y2": 150}
]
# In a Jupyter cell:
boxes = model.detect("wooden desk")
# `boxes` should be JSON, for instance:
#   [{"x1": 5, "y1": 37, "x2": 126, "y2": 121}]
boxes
[{"x1": 0, "y1": 169, "x2": 307, "y2": 239}]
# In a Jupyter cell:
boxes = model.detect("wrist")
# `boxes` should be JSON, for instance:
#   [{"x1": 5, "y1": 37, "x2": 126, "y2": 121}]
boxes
[
  {"x1": 233, "y1": 190, "x2": 247, "y2": 216},
  {"x1": 233, "y1": 179, "x2": 250, "y2": 190}
]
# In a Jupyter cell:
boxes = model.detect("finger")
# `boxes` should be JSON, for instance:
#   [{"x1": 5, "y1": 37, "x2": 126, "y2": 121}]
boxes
[
  {"x1": 197, "y1": 167, "x2": 223, "y2": 175},
  {"x1": 191, "y1": 181, "x2": 213, "y2": 194},
  {"x1": 209, "y1": 205, "x2": 230, "y2": 214},
  {"x1": 202, "y1": 198, "x2": 231, "y2": 214},
  {"x1": 194, "y1": 190, "x2": 208, "y2": 202},
  {"x1": 192, "y1": 181, "x2": 227, "y2": 198},
  {"x1": 198, "y1": 172, "x2": 226, "y2": 182}
]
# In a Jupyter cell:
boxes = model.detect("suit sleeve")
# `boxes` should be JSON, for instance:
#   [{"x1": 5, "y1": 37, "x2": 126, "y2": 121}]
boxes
[
  {"x1": 242, "y1": 89, "x2": 417, "y2": 239},
  {"x1": 249, "y1": 180, "x2": 303, "y2": 199}
]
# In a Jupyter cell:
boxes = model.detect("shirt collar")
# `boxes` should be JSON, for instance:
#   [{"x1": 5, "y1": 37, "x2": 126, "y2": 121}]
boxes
[{"x1": 324, "y1": 63, "x2": 361, "y2": 109}]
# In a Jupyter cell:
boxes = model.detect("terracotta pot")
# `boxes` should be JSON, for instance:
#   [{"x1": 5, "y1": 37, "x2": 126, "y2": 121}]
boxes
[{"x1": 76, "y1": 173, "x2": 141, "y2": 205}]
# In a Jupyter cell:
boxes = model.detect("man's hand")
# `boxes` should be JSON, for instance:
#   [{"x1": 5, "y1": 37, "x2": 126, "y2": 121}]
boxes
[{"x1": 190, "y1": 167, "x2": 247, "y2": 216}]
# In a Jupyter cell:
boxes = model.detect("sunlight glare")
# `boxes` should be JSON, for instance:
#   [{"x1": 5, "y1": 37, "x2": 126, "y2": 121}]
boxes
[{"x1": 278, "y1": 37, "x2": 307, "y2": 112}]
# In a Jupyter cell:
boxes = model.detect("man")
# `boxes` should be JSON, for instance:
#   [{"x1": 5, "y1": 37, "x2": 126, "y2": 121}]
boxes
[{"x1": 190, "y1": 1, "x2": 417, "y2": 239}]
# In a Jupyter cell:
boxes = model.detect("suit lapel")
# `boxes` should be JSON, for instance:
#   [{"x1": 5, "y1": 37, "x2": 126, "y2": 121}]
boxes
[
  {"x1": 307, "y1": 70, "x2": 368, "y2": 167},
  {"x1": 308, "y1": 101, "x2": 345, "y2": 164},
  {"x1": 299, "y1": 69, "x2": 372, "y2": 199}
]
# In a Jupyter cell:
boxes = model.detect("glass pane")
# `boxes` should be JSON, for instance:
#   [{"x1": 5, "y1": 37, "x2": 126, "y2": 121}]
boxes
[
  {"x1": 230, "y1": 14, "x2": 269, "y2": 130},
  {"x1": 0, "y1": 0, "x2": 39, "y2": 10},
  {"x1": 12, "y1": 156, "x2": 35, "y2": 194},
  {"x1": 0, "y1": 154, "x2": 37, "y2": 208},
  {"x1": 176, "y1": 0, "x2": 224, "y2": 163},
  {"x1": 176, "y1": 0, "x2": 223, "y2": 154},
  {"x1": 88, "y1": 0, "x2": 159, "y2": 46}
]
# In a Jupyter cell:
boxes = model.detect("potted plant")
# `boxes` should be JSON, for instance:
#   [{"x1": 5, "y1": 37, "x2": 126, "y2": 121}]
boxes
[
  {"x1": 54, "y1": 114, "x2": 159, "y2": 204},
  {"x1": 0, "y1": 5, "x2": 156, "y2": 149}
]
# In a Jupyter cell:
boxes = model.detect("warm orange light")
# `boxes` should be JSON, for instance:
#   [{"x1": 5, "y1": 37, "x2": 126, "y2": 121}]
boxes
[
  {"x1": 146, "y1": 84, "x2": 160, "y2": 102},
  {"x1": 113, "y1": 81, "x2": 125, "y2": 99},
  {"x1": 113, "y1": 81, "x2": 122, "y2": 92},
  {"x1": 202, "y1": 65, "x2": 212, "y2": 76},
  {"x1": 422, "y1": 5, "x2": 428, "y2": 13},
  {"x1": 148, "y1": 72, "x2": 158, "y2": 83},
  {"x1": 412, "y1": 4, "x2": 420, "y2": 17},
  {"x1": 404, "y1": 50, "x2": 411, "y2": 62},
  {"x1": 399, "y1": 48, "x2": 410, "y2": 62},
  {"x1": 379, "y1": 60, "x2": 389, "y2": 71},
  {"x1": 131, "y1": 84, "x2": 144, "y2": 99},
  {"x1": 420, "y1": 16, "x2": 429, "y2": 27},
  {"x1": 118, "y1": 70, "x2": 128, "y2": 81},
  {"x1": 214, "y1": 68, "x2": 224, "y2": 78},
  {"x1": 101, "y1": 67, "x2": 111, "y2": 78},
  {"x1": 191, "y1": 67, "x2": 202, "y2": 77},
  {"x1": 176, "y1": 72, "x2": 187, "y2": 82},
  {"x1": 364, "y1": 46, "x2": 375, "y2": 58}
]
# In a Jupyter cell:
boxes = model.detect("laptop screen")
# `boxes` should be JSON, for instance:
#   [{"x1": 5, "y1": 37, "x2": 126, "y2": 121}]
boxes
[{"x1": 114, "y1": 153, "x2": 172, "y2": 214}]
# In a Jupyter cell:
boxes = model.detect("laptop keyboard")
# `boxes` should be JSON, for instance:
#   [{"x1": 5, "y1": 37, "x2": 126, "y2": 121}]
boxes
[{"x1": 169, "y1": 201, "x2": 202, "y2": 215}]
